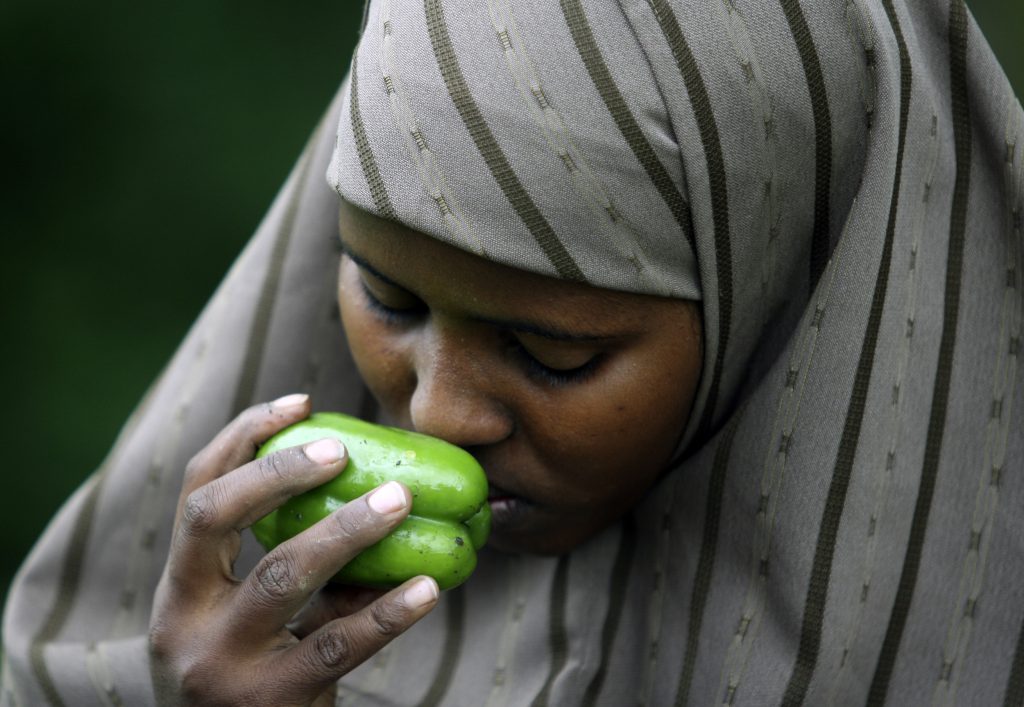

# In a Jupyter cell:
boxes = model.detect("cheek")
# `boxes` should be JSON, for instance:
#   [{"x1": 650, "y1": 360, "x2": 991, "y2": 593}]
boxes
[
  {"x1": 337, "y1": 279, "x2": 412, "y2": 412},
  {"x1": 521, "y1": 350, "x2": 698, "y2": 507}
]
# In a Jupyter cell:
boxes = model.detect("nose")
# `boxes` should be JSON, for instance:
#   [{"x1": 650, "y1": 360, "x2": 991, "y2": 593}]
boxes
[{"x1": 408, "y1": 329, "x2": 513, "y2": 448}]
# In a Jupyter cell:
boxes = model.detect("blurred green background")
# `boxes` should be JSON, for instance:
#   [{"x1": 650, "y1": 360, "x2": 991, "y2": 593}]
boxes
[
  {"x1": 0, "y1": 0, "x2": 363, "y2": 612},
  {"x1": 0, "y1": 2, "x2": 1020, "y2": 613}
]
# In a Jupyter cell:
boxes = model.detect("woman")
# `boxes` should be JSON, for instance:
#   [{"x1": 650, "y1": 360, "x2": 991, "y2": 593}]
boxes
[{"x1": 4, "y1": 0, "x2": 1022, "y2": 704}]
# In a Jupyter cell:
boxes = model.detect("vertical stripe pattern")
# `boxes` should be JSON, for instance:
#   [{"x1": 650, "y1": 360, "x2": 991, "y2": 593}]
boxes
[
  {"x1": 419, "y1": 587, "x2": 466, "y2": 706},
  {"x1": 780, "y1": 1, "x2": 911, "y2": 702},
  {"x1": 868, "y1": 1, "x2": 973, "y2": 701},
  {"x1": 531, "y1": 557, "x2": 570, "y2": 707},
  {"x1": 229, "y1": 125, "x2": 322, "y2": 416},
  {"x1": 349, "y1": 55, "x2": 396, "y2": 220},
  {"x1": 1006, "y1": 615, "x2": 1024, "y2": 707},
  {"x1": 7, "y1": 2, "x2": 1024, "y2": 706},
  {"x1": 674, "y1": 407, "x2": 744, "y2": 707},
  {"x1": 423, "y1": 0, "x2": 585, "y2": 282},
  {"x1": 778, "y1": 0, "x2": 834, "y2": 292},
  {"x1": 582, "y1": 520, "x2": 636, "y2": 705},
  {"x1": 646, "y1": 0, "x2": 734, "y2": 441},
  {"x1": 559, "y1": 0, "x2": 693, "y2": 246},
  {"x1": 29, "y1": 473, "x2": 107, "y2": 707}
]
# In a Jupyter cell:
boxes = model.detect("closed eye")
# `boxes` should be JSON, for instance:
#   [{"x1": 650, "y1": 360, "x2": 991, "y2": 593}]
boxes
[
  {"x1": 350, "y1": 255, "x2": 604, "y2": 387},
  {"x1": 358, "y1": 278, "x2": 424, "y2": 324},
  {"x1": 505, "y1": 336, "x2": 601, "y2": 387}
]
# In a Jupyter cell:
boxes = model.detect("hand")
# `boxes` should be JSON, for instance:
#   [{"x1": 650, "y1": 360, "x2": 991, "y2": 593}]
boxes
[{"x1": 148, "y1": 394, "x2": 439, "y2": 707}]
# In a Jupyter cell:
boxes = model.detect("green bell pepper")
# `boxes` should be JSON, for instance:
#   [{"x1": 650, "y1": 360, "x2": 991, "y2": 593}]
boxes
[{"x1": 251, "y1": 412, "x2": 490, "y2": 590}]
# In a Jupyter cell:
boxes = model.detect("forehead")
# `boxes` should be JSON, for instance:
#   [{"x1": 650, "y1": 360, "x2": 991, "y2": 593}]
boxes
[{"x1": 338, "y1": 199, "x2": 674, "y2": 329}]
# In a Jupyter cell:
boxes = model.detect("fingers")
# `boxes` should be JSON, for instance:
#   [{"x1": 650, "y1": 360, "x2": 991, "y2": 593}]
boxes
[
  {"x1": 168, "y1": 438, "x2": 350, "y2": 588},
  {"x1": 152, "y1": 396, "x2": 437, "y2": 706},
  {"x1": 288, "y1": 586, "x2": 388, "y2": 640},
  {"x1": 231, "y1": 482, "x2": 413, "y2": 633},
  {"x1": 268, "y1": 577, "x2": 439, "y2": 702},
  {"x1": 178, "y1": 393, "x2": 312, "y2": 504}
]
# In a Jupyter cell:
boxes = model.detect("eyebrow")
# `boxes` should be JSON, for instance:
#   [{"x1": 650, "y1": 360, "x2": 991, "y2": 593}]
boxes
[{"x1": 340, "y1": 241, "x2": 615, "y2": 343}]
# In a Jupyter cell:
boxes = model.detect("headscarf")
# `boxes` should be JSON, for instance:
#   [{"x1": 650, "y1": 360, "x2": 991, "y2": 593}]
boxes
[{"x1": 4, "y1": 1, "x2": 1023, "y2": 705}]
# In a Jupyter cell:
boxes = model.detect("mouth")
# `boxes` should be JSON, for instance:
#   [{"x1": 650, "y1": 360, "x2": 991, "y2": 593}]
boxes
[
  {"x1": 486, "y1": 482, "x2": 535, "y2": 530},
  {"x1": 486, "y1": 480, "x2": 525, "y2": 502}
]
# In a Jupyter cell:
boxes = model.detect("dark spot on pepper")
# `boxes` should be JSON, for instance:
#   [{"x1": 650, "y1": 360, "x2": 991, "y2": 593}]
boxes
[{"x1": 454, "y1": 537, "x2": 464, "y2": 546}]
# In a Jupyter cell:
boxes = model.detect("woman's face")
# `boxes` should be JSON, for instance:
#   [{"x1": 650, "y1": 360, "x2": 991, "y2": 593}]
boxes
[{"x1": 337, "y1": 200, "x2": 703, "y2": 555}]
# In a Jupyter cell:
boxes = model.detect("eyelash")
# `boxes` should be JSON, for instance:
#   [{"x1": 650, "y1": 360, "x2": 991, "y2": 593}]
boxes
[
  {"x1": 358, "y1": 279, "x2": 597, "y2": 386},
  {"x1": 507, "y1": 339, "x2": 600, "y2": 386},
  {"x1": 359, "y1": 280, "x2": 423, "y2": 324}
]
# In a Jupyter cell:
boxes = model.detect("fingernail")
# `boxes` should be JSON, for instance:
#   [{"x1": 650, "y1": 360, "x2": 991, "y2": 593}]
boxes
[
  {"x1": 368, "y1": 481, "x2": 407, "y2": 514},
  {"x1": 404, "y1": 577, "x2": 438, "y2": 608},
  {"x1": 305, "y1": 438, "x2": 343, "y2": 465},
  {"x1": 272, "y1": 393, "x2": 309, "y2": 409}
]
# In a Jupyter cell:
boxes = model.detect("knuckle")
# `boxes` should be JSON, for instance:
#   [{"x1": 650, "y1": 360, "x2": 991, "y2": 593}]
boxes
[
  {"x1": 250, "y1": 551, "x2": 301, "y2": 604},
  {"x1": 181, "y1": 488, "x2": 221, "y2": 535},
  {"x1": 258, "y1": 450, "x2": 294, "y2": 484},
  {"x1": 326, "y1": 508, "x2": 370, "y2": 542},
  {"x1": 367, "y1": 601, "x2": 404, "y2": 638},
  {"x1": 179, "y1": 660, "x2": 223, "y2": 705},
  {"x1": 311, "y1": 629, "x2": 352, "y2": 670}
]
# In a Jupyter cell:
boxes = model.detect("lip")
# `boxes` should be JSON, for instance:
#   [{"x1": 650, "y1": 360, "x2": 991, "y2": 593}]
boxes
[{"x1": 486, "y1": 482, "x2": 535, "y2": 530}]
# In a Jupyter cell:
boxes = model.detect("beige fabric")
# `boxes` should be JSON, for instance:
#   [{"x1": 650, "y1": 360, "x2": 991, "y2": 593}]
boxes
[{"x1": 4, "y1": 1, "x2": 1024, "y2": 705}]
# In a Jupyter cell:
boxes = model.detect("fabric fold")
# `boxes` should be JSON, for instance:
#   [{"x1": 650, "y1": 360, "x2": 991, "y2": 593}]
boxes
[{"x1": 4, "y1": 1, "x2": 1022, "y2": 705}]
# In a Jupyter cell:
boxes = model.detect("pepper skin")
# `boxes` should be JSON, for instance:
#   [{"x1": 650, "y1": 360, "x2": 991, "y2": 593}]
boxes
[{"x1": 251, "y1": 412, "x2": 490, "y2": 590}]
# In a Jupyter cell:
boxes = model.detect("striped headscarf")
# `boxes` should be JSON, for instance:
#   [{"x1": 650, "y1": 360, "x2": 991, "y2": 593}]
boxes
[{"x1": 3, "y1": 0, "x2": 1023, "y2": 705}]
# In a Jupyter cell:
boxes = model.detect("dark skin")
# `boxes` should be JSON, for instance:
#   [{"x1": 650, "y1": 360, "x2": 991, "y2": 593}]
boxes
[
  {"x1": 337, "y1": 200, "x2": 704, "y2": 554},
  {"x1": 148, "y1": 396, "x2": 436, "y2": 707},
  {"x1": 148, "y1": 200, "x2": 703, "y2": 704}
]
